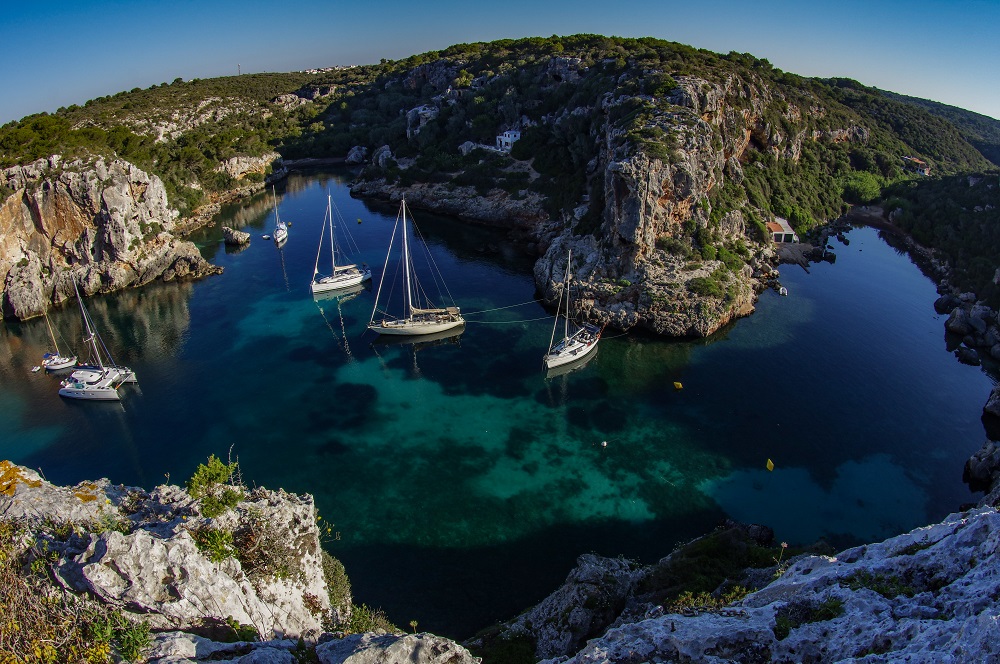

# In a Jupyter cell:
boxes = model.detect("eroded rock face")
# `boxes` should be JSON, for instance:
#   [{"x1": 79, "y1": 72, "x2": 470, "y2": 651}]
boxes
[
  {"x1": 0, "y1": 156, "x2": 221, "y2": 321},
  {"x1": 498, "y1": 554, "x2": 647, "y2": 660},
  {"x1": 353, "y1": 71, "x2": 801, "y2": 338},
  {"x1": 539, "y1": 509, "x2": 1000, "y2": 664},
  {"x1": 0, "y1": 461, "x2": 337, "y2": 641}
]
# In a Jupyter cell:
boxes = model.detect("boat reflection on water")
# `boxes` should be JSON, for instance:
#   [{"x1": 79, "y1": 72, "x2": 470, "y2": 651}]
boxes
[
  {"x1": 370, "y1": 323, "x2": 465, "y2": 350},
  {"x1": 312, "y1": 281, "x2": 367, "y2": 305},
  {"x1": 544, "y1": 346, "x2": 597, "y2": 379},
  {"x1": 369, "y1": 324, "x2": 465, "y2": 377},
  {"x1": 314, "y1": 282, "x2": 370, "y2": 361}
]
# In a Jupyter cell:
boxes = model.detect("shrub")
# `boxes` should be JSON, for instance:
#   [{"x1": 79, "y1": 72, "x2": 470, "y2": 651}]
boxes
[
  {"x1": 773, "y1": 597, "x2": 844, "y2": 640},
  {"x1": 687, "y1": 277, "x2": 723, "y2": 298},
  {"x1": 322, "y1": 550, "x2": 352, "y2": 628},
  {"x1": 347, "y1": 603, "x2": 399, "y2": 634},
  {"x1": 191, "y1": 525, "x2": 236, "y2": 563},
  {"x1": 842, "y1": 570, "x2": 915, "y2": 598},
  {"x1": 232, "y1": 507, "x2": 301, "y2": 585},
  {"x1": 186, "y1": 454, "x2": 244, "y2": 518}
]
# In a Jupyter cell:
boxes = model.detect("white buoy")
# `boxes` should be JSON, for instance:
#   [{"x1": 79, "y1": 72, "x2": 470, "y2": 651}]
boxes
[{"x1": 601, "y1": 441, "x2": 608, "y2": 448}]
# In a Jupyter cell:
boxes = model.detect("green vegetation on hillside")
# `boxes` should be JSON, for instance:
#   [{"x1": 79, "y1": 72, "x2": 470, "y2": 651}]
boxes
[
  {"x1": 883, "y1": 173, "x2": 1000, "y2": 300},
  {"x1": 0, "y1": 74, "x2": 319, "y2": 214},
  {"x1": 0, "y1": 34, "x2": 992, "y2": 238},
  {"x1": 881, "y1": 89, "x2": 1000, "y2": 167}
]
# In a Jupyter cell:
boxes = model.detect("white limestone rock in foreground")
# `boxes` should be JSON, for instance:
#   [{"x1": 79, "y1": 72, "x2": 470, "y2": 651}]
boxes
[
  {"x1": 549, "y1": 509, "x2": 1000, "y2": 663},
  {"x1": 316, "y1": 632, "x2": 480, "y2": 664}
]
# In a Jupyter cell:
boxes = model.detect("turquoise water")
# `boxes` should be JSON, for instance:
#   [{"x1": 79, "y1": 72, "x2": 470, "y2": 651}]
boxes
[{"x1": 0, "y1": 170, "x2": 995, "y2": 637}]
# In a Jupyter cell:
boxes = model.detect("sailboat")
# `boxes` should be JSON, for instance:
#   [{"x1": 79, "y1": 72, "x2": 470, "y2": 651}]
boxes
[
  {"x1": 59, "y1": 281, "x2": 136, "y2": 401},
  {"x1": 310, "y1": 193, "x2": 371, "y2": 294},
  {"x1": 41, "y1": 310, "x2": 76, "y2": 371},
  {"x1": 368, "y1": 199, "x2": 464, "y2": 336},
  {"x1": 271, "y1": 186, "x2": 288, "y2": 247},
  {"x1": 542, "y1": 249, "x2": 601, "y2": 370}
]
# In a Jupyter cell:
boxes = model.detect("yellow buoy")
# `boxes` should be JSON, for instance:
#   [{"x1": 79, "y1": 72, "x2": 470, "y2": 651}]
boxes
[
  {"x1": 673, "y1": 381, "x2": 683, "y2": 390},
  {"x1": 766, "y1": 458, "x2": 775, "y2": 472}
]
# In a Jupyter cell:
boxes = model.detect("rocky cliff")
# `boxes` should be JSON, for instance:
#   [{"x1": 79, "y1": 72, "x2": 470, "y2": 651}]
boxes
[
  {"x1": 0, "y1": 460, "x2": 480, "y2": 664},
  {"x1": 472, "y1": 508, "x2": 1000, "y2": 663},
  {"x1": 350, "y1": 67, "x2": 824, "y2": 338},
  {"x1": 0, "y1": 156, "x2": 221, "y2": 321}
]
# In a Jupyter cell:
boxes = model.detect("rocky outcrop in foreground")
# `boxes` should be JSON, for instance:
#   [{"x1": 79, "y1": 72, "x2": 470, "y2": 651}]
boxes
[
  {"x1": 478, "y1": 508, "x2": 1000, "y2": 663},
  {"x1": 0, "y1": 460, "x2": 478, "y2": 663},
  {"x1": 0, "y1": 156, "x2": 222, "y2": 321}
]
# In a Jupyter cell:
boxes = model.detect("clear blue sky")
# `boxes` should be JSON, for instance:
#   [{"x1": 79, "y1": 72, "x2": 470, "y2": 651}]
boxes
[{"x1": 2, "y1": 0, "x2": 998, "y2": 125}]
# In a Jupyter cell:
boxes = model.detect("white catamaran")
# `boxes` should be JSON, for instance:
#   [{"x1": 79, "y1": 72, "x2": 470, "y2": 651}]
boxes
[
  {"x1": 368, "y1": 199, "x2": 464, "y2": 336},
  {"x1": 310, "y1": 193, "x2": 371, "y2": 295},
  {"x1": 59, "y1": 281, "x2": 136, "y2": 401},
  {"x1": 543, "y1": 249, "x2": 601, "y2": 370},
  {"x1": 271, "y1": 186, "x2": 288, "y2": 247},
  {"x1": 41, "y1": 310, "x2": 77, "y2": 371}
]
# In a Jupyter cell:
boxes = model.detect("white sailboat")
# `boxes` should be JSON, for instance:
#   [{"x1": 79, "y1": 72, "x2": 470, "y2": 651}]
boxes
[
  {"x1": 310, "y1": 193, "x2": 371, "y2": 294},
  {"x1": 271, "y1": 186, "x2": 288, "y2": 247},
  {"x1": 41, "y1": 310, "x2": 76, "y2": 371},
  {"x1": 59, "y1": 281, "x2": 136, "y2": 401},
  {"x1": 368, "y1": 199, "x2": 464, "y2": 336},
  {"x1": 543, "y1": 250, "x2": 601, "y2": 370}
]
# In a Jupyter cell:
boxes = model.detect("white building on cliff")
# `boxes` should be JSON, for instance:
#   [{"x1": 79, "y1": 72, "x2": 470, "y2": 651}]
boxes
[{"x1": 496, "y1": 130, "x2": 521, "y2": 152}]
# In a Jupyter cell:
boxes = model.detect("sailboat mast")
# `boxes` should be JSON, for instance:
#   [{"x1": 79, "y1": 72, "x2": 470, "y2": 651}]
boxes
[
  {"x1": 564, "y1": 250, "x2": 572, "y2": 341},
  {"x1": 44, "y1": 311, "x2": 60, "y2": 355},
  {"x1": 402, "y1": 200, "x2": 412, "y2": 319},
  {"x1": 328, "y1": 193, "x2": 337, "y2": 272},
  {"x1": 74, "y1": 281, "x2": 104, "y2": 370},
  {"x1": 312, "y1": 197, "x2": 327, "y2": 278}
]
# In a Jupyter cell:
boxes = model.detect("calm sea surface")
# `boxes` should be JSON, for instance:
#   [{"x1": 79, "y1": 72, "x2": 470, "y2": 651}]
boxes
[{"x1": 1, "y1": 170, "x2": 996, "y2": 638}]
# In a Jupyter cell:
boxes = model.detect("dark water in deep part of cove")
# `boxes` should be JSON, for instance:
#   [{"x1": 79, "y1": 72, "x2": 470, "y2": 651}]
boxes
[{"x1": 1, "y1": 170, "x2": 996, "y2": 639}]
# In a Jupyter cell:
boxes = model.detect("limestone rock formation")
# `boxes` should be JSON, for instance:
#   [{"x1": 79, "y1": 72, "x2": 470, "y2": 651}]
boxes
[
  {"x1": 0, "y1": 156, "x2": 221, "y2": 321},
  {"x1": 316, "y1": 632, "x2": 480, "y2": 664},
  {"x1": 353, "y1": 71, "x2": 800, "y2": 338},
  {"x1": 525, "y1": 509, "x2": 1000, "y2": 663},
  {"x1": 986, "y1": 385, "x2": 1000, "y2": 419},
  {"x1": 964, "y1": 439, "x2": 1000, "y2": 506},
  {"x1": 215, "y1": 152, "x2": 281, "y2": 180},
  {"x1": 345, "y1": 146, "x2": 368, "y2": 165},
  {"x1": 223, "y1": 226, "x2": 252, "y2": 246},
  {"x1": 371, "y1": 145, "x2": 394, "y2": 169},
  {"x1": 0, "y1": 460, "x2": 484, "y2": 663},
  {"x1": 0, "y1": 461, "x2": 337, "y2": 640},
  {"x1": 494, "y1": 554, "x2": 647, "y2": 660}
]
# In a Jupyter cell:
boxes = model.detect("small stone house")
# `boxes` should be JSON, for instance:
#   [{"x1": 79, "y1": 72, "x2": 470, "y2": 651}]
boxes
[
  {"x1": 902, "y1": 156, "x2": 931, "y2": 176},
  {"x1": 767, "y1": 218, "x2": 798, "y2": 244},
  {"x1": 496, "y1": 130, "x2": 521, "y2": 152}
]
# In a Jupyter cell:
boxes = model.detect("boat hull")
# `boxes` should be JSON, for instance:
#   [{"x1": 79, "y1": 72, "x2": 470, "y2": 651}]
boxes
[
  {"x1": 369, "y1": 317, "x2": 465, "y2": 336},
  {"x1": 43, "y1": 355, "x2": 77, "y2": 371},
  {"x1": 543, "y1": 325, "x2": 601, "y2": 369},
  {"x1": 545, "y1": 347, "x2": 598, "y2": 377},
  {"x1": 311, "y1": 268, "x2": 371, "y2": 294},
  {"x1": 58, "y1": 385, "x2": 121, "y2": 400}
]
